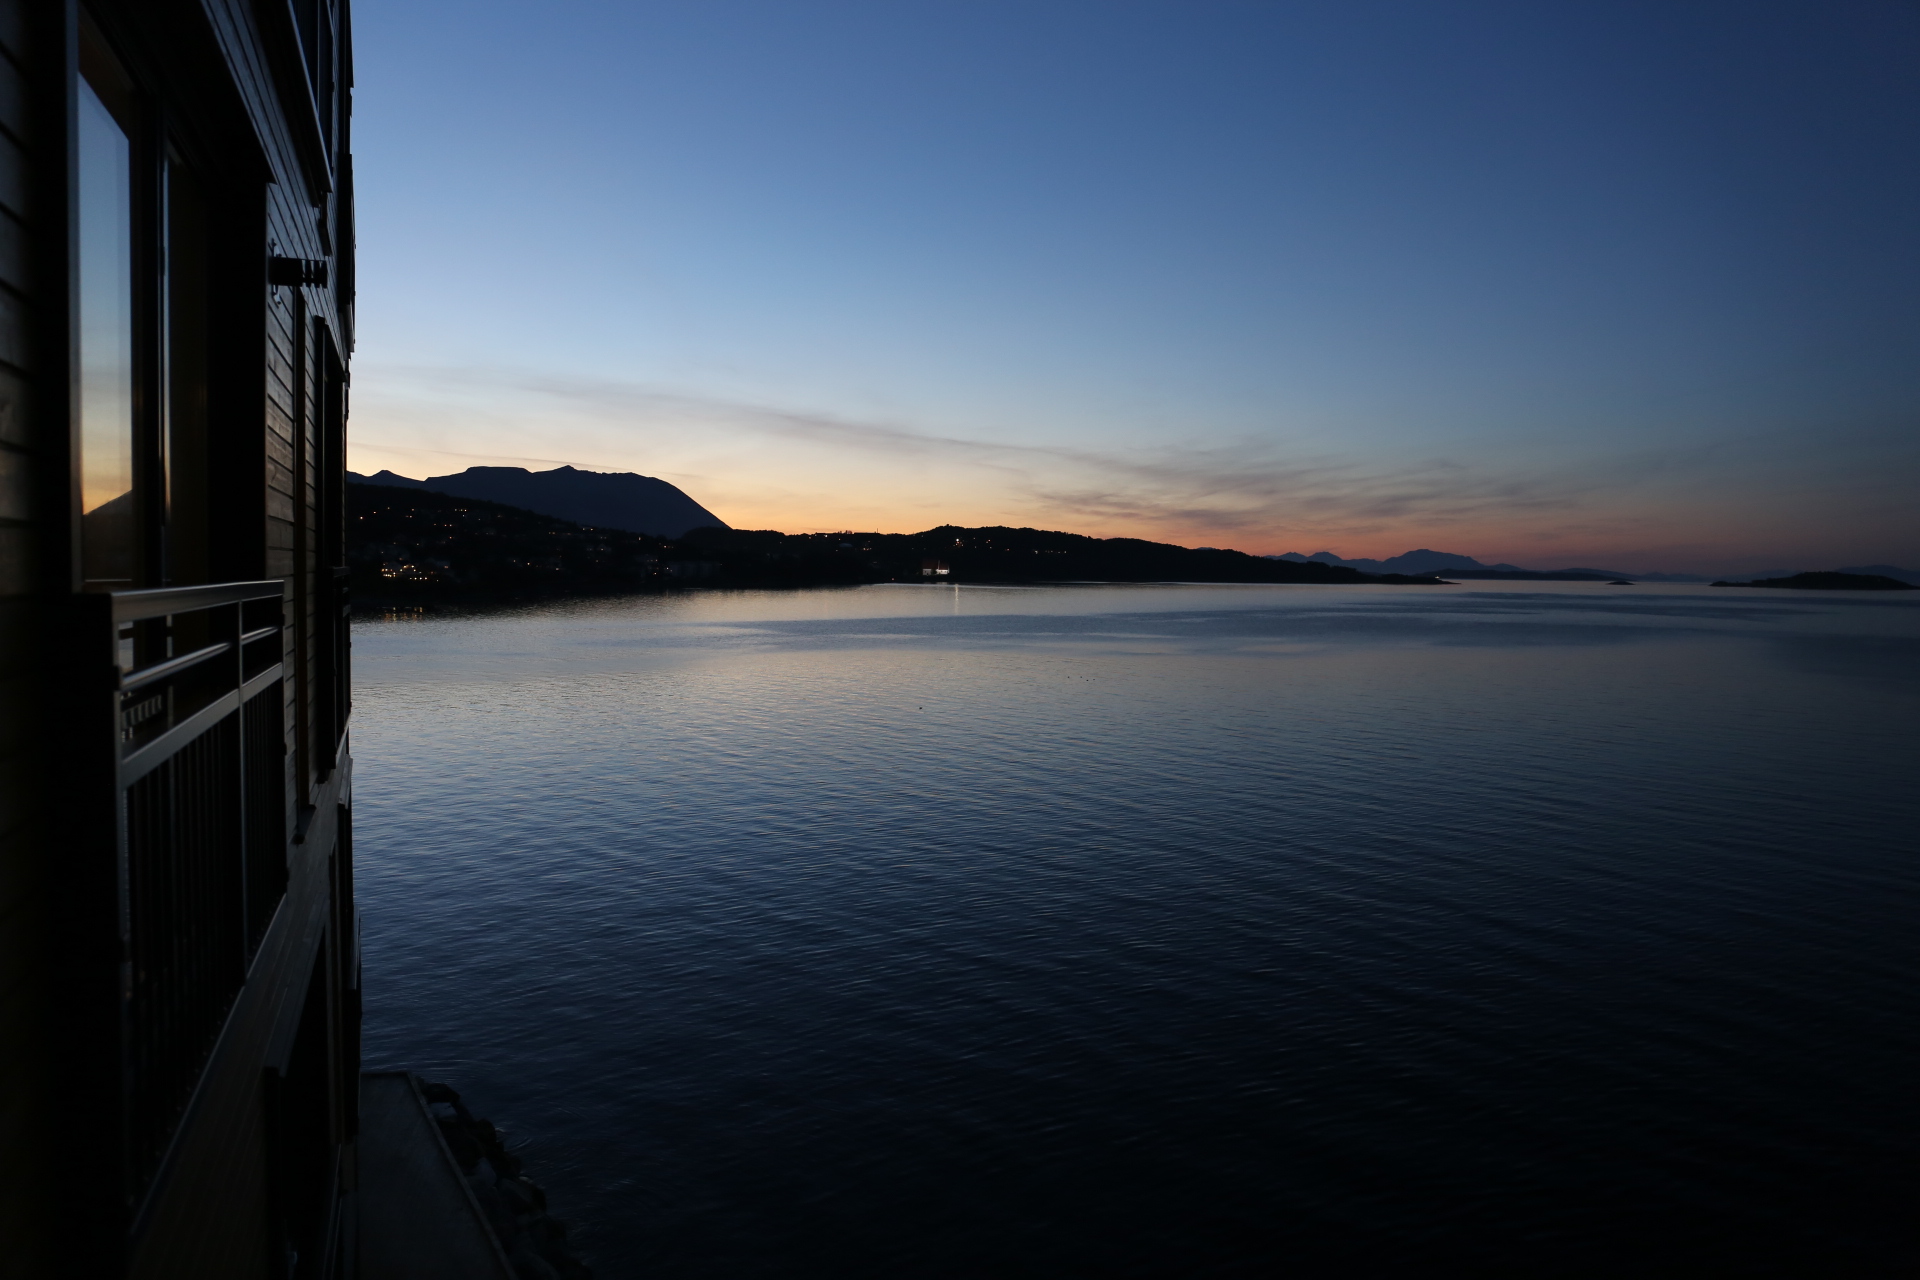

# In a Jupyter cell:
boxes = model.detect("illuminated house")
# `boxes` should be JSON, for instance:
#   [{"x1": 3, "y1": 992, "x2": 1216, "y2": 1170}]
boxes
[{"x1": 0, "y1": 0, "x2": 358, "y2": 1273}]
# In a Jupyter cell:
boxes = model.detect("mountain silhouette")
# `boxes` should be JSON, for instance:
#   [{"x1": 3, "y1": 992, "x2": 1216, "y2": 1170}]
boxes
[
  {"x1": 1837, "y1": 563, "x2": 1920, "y2": 585},
  {"x1": 1267, "y1": 548, "x2": 1710, "y2": 581},
  {"x1": 347, "y1": 465, "x2": 727, "y2": 538},
  {"x1": 1712, "y1": 571, "x2": 1916, "y2": 591},
  {"x1": 1268, "y1": 548, "x2": 1519, "y2": 574}
]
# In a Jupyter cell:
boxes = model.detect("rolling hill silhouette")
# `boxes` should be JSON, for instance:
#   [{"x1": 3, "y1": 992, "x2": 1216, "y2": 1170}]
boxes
[
  {"x1": 348, "y1": 465, "x2": 727, "y2": 538},
  {"x1": 1268, "y1": 548, "x2": 1710, "y2": 582}
]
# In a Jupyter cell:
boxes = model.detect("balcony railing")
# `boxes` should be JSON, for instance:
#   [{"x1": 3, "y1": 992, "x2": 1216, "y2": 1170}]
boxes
[{"x1": 109, "y1": 580, "x2": 288, "y2": 1196}]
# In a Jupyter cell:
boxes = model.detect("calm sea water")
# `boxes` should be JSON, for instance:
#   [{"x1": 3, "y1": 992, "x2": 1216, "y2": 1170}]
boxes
[{"x1": 352, "y1": 582, "x2": 1920, "y2": 1276}]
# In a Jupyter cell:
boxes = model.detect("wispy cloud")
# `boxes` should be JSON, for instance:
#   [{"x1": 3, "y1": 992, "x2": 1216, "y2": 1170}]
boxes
[{"x1": 345, "y1": 362, "x2": 1871, "y2": 566}]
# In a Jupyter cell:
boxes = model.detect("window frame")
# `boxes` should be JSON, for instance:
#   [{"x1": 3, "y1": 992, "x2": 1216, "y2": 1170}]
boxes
[{"x1": 74, "y1": 13, "x2": 226, "y2": 595}]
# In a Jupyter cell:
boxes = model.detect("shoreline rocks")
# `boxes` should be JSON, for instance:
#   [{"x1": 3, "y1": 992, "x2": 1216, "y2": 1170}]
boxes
[{"x1": 419, "y1": 1080, "x2": 594, "y2": 1280}]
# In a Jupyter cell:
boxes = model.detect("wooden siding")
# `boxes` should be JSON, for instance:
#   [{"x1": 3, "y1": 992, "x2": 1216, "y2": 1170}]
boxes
[
  {"x1": 0, "y1": 1, "x2": 67, "y2": 1272},
  {"x1": 2, "y1": 0, "x2": 356, "y2": 1272}
]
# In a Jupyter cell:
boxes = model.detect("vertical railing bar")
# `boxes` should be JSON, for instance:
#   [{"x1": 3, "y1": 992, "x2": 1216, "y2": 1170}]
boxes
[
  {"x1": 116, "y1": 645, "x2": 141, "y2": 1195},
  {"x1": 237, "y1": 621, "x2": 252, "y2": 974}
]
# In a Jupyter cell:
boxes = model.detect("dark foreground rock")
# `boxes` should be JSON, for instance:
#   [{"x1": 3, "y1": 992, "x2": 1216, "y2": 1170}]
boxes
[
  {"x1": 1711, "y1": 572, "x2": 1916, "y2": 590},
  {"x1": 419, "y1": 1080, "x2": 593, "y2": 1280}
]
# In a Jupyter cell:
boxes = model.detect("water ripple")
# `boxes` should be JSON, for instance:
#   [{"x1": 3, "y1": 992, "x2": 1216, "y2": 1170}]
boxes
[{"x1": 353, "y1": 584, "x2": 1919, "y2": 1276}]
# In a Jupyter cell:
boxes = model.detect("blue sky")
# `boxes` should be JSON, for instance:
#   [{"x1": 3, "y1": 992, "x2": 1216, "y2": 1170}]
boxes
[{"x1": 347, "y1": 0, "x2": 1920, "y2": 571}]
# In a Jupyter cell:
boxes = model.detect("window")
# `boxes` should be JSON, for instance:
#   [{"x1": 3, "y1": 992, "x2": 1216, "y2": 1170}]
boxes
[
  {"x1": 291, "y1": 0, "x2": 338, "y2": 158},
  {"x1": 76, "y1": 74, "x2": 135, "y2": 587},
  {"x1": 77, "y1": 18, "x2": 218, "y2": 592}
]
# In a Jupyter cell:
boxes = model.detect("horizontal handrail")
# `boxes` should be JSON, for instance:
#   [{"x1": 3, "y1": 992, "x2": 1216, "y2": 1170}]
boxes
[
  {"x1": 112, "y1": 580, "x2": 285, "y2": 624},
  {"x1": 241, "y1": 663, "x2": 283, "y2": 704},
  {"x1": 121, "y1": 642, "x2": 233, "y2": 693},
  {"x1": 107, "y1": 572, "x2": 311, "y2": 1212},
  {"x1": 119, "y1": 689, "x2": 241, "y2": 788},
  {"x1": 118, "y1": 662, "x2": 285, "y2": 787}
]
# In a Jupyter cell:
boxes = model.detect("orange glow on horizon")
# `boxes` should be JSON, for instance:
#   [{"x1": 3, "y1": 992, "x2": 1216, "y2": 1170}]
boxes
[{"x1": 348, "y1": 435, "x2": 1909, "y2": 576}]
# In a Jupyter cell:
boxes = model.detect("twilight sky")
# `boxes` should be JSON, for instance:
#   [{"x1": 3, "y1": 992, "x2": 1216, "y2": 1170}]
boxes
[{"x1": 348, "y1": 0, "x2": 1920, "y2": 573}]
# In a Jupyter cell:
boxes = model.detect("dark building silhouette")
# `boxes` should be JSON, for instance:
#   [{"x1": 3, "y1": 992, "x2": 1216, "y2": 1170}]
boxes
[{"x1": 0, "y1": 0, "x2": 358, "y2": 1274}]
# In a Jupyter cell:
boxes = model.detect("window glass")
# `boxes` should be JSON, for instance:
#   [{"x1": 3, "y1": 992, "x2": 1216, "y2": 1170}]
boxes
[{"x1": 78, "y1": 78, "x2": 135, "y2": 587}]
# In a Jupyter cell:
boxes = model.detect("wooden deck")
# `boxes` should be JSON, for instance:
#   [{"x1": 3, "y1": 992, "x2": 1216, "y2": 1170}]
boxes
[{"x1": 359, "y1": 1072, "x2": 516, "y2": 1280}]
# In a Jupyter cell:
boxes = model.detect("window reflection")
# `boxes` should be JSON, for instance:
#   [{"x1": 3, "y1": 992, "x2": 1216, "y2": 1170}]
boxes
[{"x1": 78, "y1": 78, "x2": 134, "y2": 587}]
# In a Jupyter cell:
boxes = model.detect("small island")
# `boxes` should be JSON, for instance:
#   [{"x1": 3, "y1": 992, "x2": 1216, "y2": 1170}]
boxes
[{"x1": 1710, "y1": 572, "x2": 1916, "y2": 591}]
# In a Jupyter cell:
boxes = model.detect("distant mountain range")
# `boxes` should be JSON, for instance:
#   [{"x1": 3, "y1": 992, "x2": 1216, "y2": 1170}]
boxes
[
  {"x1": 346, "y1": 483, "x2": 1466, "y2": 600},
  {"x1": 348, "y1": 465, "x2": 727, "y2": 539},
  {"x1": 1265, "y1": 549, "x2": 1710, "y2": 582},
  {"x1": 1266, "y1": 550, "x2": 1920, "y2": 584},
  {"x1": 342, "y1": 479, "x2": 1919, "y2": 585}
]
